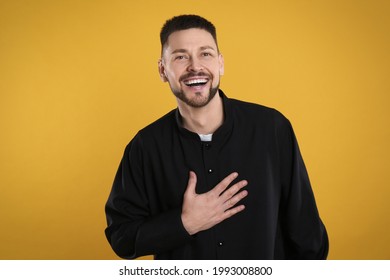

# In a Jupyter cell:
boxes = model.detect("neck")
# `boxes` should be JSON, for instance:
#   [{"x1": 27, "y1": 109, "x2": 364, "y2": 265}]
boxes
[{"x1": 177, "y1": 92, "x2": 224, "y2": 135}]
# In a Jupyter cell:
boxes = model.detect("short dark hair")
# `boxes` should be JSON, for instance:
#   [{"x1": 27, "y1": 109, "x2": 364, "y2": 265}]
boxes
[{"x1": 160, "y1": 14, "x2": 218, "y2": 53}]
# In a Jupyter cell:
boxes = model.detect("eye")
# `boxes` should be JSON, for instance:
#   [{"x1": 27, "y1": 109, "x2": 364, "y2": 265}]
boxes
[
  {"x1": 202, "y1": 52, "x2": 211, "y2": 57},
  {"x1": 175, "y1": 55, "x2": 187, "y2": 60}
]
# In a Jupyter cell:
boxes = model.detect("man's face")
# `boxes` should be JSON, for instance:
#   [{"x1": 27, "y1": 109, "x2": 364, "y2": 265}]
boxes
[{"x1": 159, "y1": 28, "x2": 224, "y2": 108}]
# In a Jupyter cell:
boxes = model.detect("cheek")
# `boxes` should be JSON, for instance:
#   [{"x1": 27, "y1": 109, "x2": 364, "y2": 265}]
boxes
[
  {"x1": 211, "y1": 66, "x2": 223, "y2": 79},
  {"x1": 166, "y1": 73, "x2": 182, "y2": 88},
  {"x1": 167, "y1": 66, "x2": 185, "y2": 81},
  {"x1": 206, "y1": 62, "x2": 222, "y2": 75},
  {"x1": 164, "y1": 70, "x2": 177, "y2": 82}
]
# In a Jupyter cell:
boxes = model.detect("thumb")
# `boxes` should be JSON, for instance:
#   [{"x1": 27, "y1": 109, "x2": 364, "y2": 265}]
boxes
[{"x1": 185, "y1": 171, "x2": 197, "y2": 196}]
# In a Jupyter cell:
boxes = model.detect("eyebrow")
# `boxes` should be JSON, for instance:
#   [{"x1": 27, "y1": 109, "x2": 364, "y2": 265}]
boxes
[
  {"x1": 170, "y1": 45, "x2": 217, "y2": 55},
  {"x1": 200, "y1": 46, "x2": 216, "y2": 51}
]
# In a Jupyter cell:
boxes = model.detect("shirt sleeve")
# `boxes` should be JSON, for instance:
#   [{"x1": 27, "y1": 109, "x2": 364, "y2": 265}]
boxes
[
  {"x1": 104, "y1": 133, "x2": 192, "y2": 259},
  {"x1": 277, "y1": 115, "x2": 329, "y2": 259}
]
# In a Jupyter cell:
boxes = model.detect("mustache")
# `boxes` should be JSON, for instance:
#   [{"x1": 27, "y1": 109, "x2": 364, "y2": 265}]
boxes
[{"x1": 179, "y1": 72, "x2": 211, "y2": 82}]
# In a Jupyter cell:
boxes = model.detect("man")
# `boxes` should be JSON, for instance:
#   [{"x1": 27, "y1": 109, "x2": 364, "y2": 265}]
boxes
[{"x1": 105, "y1": 14, "x2": 328, "y2": 259}]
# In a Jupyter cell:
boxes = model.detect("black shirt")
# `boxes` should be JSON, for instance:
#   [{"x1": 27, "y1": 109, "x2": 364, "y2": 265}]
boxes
[{"x1": 105, "y1": 90, "x2": 328, "y2": 259}]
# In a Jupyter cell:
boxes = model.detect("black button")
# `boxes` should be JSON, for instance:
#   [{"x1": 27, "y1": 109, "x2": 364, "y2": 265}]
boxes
[
  {"x1": 208, "y1": 169, "x2": 213, "y2": 173},
  {"x1": 205, "y1": 143, "x2": 211, "y2": 149}
]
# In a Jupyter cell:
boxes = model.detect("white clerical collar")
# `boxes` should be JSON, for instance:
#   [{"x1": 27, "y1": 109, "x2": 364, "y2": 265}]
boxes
[{"x1": 198, "y1": 133, "x2": 213, "y2": 142}]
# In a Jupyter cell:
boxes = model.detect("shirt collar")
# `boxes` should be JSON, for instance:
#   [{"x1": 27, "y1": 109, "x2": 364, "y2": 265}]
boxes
[{"x1": 175, "y1": 89, "x2": 233, "y2": 143}]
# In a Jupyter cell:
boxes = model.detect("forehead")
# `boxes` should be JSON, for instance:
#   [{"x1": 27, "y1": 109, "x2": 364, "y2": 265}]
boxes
[{"x1": 163, "y1": 28, "x2": 218, "y2": 54}]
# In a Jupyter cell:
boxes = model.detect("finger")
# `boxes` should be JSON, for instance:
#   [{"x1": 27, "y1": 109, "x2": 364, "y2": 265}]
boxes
[
  {"x1": 222, "y1": 204, "x2": 246, "y2": 221},
  {"x1": 220, "y1": 180, "x2": 248, "y2": 201},
  {"x1": 223, "y1": 189, "x2": 248, "y2": 209},
  {"x1": 213, "y1": 172, "x2": 239, "y2": 195},
  {"x1": 185, "y1": 171, "x2": 197, "y2": 196}
]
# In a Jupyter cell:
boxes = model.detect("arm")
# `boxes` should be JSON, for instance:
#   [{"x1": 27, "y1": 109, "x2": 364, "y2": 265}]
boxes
[
  {"x1": 105, "y1": 135, "x2": 191, "y2": 259},
  {"x1": 277, "y1": 116, "x2": 329, "y2": 259}
]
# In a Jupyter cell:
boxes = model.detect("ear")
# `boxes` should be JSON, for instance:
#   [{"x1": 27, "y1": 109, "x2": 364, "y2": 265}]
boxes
[
  {"x1": 219, "y1": 53, "x2": 225, "y2": 76},
  {"x1": 158, "y1": 59, "x2": 168, "y2": 82}
]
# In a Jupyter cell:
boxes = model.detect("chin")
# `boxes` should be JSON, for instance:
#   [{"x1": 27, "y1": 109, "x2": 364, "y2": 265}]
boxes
[{"x1": 186, "y1": 89, "x2": 218, "y2": 108}]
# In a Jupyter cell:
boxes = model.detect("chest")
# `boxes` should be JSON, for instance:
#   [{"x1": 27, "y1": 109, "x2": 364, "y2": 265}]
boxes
[{"x1": 141, "y1": 131, "x2": 281, "y2": 214}]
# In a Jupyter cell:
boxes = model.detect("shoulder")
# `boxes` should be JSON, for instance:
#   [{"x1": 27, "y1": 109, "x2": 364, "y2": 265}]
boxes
[
  {"x1": 229, "y1": 98, "x2": 291, "y2": 129},
  {"x1": 139, "y1": 109, "x2": 176, "y2": 135},
  {"x1": 122, "y1": 109, "x2": 176, "y2": 157},
  {"x1": 128, "y1": 108, "x2": 177, "y2": 148}
]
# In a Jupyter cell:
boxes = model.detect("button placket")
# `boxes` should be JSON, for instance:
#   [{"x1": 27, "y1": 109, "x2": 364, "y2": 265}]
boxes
[
  {"x1": 204, "y1": 143, "x2": 214, "y2": 176},
  {"x1": 201, "y1": 141, "x2": 218, "y2": 193}
]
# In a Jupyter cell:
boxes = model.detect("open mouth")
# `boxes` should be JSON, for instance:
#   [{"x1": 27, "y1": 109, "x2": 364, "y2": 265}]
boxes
[{"x1": 183, "y1": 78, "x2": 209, "y2": 87}]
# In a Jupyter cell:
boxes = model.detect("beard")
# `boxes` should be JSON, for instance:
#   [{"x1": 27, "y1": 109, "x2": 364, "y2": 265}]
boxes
[
  {"x1": 171, "y1": 84, "x2": 219, "y2": 108},
  {"x1": 170, "y1": 72, "x2": 220, "y2": 108}
]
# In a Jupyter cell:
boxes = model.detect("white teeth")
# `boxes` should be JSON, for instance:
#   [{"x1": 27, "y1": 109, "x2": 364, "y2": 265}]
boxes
[{"x1": 184, "y1": 79, "x2": 208, "y2": 85}]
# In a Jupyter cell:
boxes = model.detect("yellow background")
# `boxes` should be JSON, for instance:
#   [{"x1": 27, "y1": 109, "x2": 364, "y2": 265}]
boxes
[{"x1": 0, "y1": 0, "x2": 389, "y2": 260}]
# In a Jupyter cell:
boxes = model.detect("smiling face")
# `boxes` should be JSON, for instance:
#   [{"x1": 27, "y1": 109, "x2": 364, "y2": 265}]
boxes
[{"x1": 158, "y1": 28, "x2": 224, "y2": 108}]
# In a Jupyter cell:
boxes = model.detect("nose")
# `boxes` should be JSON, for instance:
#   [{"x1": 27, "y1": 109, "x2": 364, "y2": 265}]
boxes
[{"x1": 187, "y1": 57, "x2": 203, "y2": 72}]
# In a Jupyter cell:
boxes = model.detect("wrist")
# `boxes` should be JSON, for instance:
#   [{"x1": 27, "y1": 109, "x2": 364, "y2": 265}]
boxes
[{"x1": 181, "y1": 212, "x2": 197, "y2": 235}]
